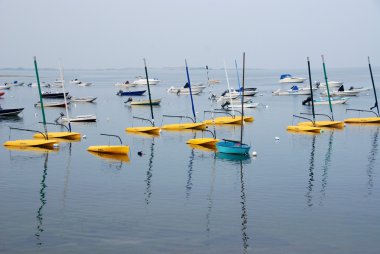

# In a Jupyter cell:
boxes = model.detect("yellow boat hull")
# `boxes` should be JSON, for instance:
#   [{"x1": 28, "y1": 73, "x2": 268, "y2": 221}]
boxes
[
  {"x1": 87, "y1": 145, "x2": 130, "y2": 155},
  {"x1": 344, "y1": 117, "x2": 380, "y2": 124},
  {"x1": 203, "y1": 116, "x2": 242, "y2": 125},
  {"x1": 243, "y1": 116, "x2": 254, "y2": 122},
  {"x1": 298, "y1": 121, "x2": 345, "y2": 129},
  {"x1": 33, "y1": 132, "x2": 81, "y2": 140},
  {"x1": 125, "y1": 126, "x2": 161, "y2": 134},
  {"x1": 88, "y1": 151, "x2": 130, "y2": 162},
  {"x1": 287, "y1": 125, "x2": 321, "y2": 133},
  {"x1": 186, "y1": 138, "x2": 220, "y2": 146},
  {"x1": 161, "y1": 122, "x2": 206, "y2": 130},
  {"x1": 3, "y1": 139, "x2": 59, "y2": 149}
]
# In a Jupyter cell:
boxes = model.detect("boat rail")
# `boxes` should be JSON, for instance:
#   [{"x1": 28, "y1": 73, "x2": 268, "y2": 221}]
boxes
[
  {"x1": 8, "y1": 127, "x2": 48, "y2": 140},
  {"x1": 346, "y1": 108, "x2": 379, "y2": 117}
]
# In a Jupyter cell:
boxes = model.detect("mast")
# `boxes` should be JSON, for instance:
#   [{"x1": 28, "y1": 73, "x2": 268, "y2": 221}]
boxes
[
  {"x1": 240, "y1": 53, "x2": 245, "y2": 144},
  {"x1": 185, "y1": 59, "x2": 197, "y2": 122},
  {"x1": 33, "y1": 56, "x2": 48, "y2": 139},
  {"x1": 307, "y1": 57, "x2": 316, "y2": 124},
  {"x1": 60, "y1": 63, "x2": 71, "y2": 132},
  {"x1": 206, "y1": 65, "x2": 210, "y2": 85},
  {"x1": 321, "y1": 55, "x2": 334, "y2": 121},
  {"x1": 224, "y1": 61, "x2": 235, "y2": 117},
  {"x1": 144, "y1": 58, "x2": 155, "y2": 126},
  {"x1": 235, "y1": 60, "x2": 242, "y2": 93},
  {"x1": 368, "y1": 56, "x2": 379, "y2": 116}
]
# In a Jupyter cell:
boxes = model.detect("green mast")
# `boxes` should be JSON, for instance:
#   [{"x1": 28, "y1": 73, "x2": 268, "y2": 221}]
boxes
[
  {"x1": 33, "y1": 56, "x2": 48, "y2": 139},
  {"x1": 321, "y1": 55, "x2": 334, "y2": 121}
]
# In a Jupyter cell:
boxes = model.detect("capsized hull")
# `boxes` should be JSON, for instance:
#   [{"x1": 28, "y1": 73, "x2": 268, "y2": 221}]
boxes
[
  {"x1": 287, "y1": 125, "x2": 322, "y2": 133},
  {"x1": 298, "y1": 121, "x2": 345, "y2": 129},
  {"x1": 186, "y1": 138, "x2": 220, "y2": 146},
  {"x1": 126, "y1": 126, "x2": 161, "y2": 134},
  {"x1": 87, "y1": 145, "x2": 130, "y2": 155},
  {"x1": 344, "y1": 117, "x2": 380, "y2": 124},
  {"x1": 3, "y1": 139, "x2": 58, "y2": 149},
  {"x1": 33, "y1": 132, "x2": 81, "y2": 140},
  {"x1": 203, "y1": 116, "x2": 242, "y2": 125},
  {"x1": 161, "y1": 122, "x2": 206, "y2": 130}
]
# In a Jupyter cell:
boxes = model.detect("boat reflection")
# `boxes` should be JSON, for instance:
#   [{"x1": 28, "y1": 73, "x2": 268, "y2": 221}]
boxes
[
  {"x1": 239, "y1": 160, "x2": 249, "y2": 254},
  {"x1": 206, "y1": 154, "x2": 216, "y2": 236},
  {"x1": 305, "y1": 135, "x2": 316, "y2": 207},
  {"x1": 126, "y1": 131, "x2": 160, "y2": 138},
  {"x1": 186, "y1": 147, "x2": 195, "y2": 200},
  {"x1": 319, "y1": 131, "x2": 333, "y2": 205},
  {"x1": 88, "y1": 151, "x2": 130, "y2": 163},
  {"x1": 4, "y1": 145, "x2": 59, "y2": 153},
  {"x1": 366, "y1": 127, "x2": 379, "y2": 196},
  {"x1": 216, "y1": 152, "x2": 251, "y2": 163},
  {"x1": 187, "y1": 143, "x2": 217, "y2": 152}
]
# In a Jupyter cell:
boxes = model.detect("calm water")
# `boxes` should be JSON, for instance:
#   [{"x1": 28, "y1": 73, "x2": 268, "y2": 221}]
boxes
[{"x1": 1, "y1": 66, "x2": 380, "y2": 253}]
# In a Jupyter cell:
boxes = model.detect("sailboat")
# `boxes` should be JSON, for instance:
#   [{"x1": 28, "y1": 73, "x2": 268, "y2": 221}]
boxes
[
  {"x1": 126, "y1": 59, "x2": 161, "y2": 135},
  {"x1": 287, "y1": 57, "x2": 322, "y2": 133},
  {"x1": 297, "y1": 55, "x2": 345, "y2": 129},
  {"x1": 32, "y1": 61, "x2": 81, "y2": 140},
  {"x1": 87, "y1": 134, "x2": 130, "y2": 155},
  {"x1": 203, "y1": 61, "x2": 253, "y2": 125},
  {"x1": 161, "y1": 60, "x2": 206, "y2": 130},
  {"x1": 344, "y1": 57, "x2": 380, "y2": 124},
  {"x1": 3, "y1": 57, "x2": 61, "y2": 149},
  {"x1": 216, "y1": 53, "x2": 251, "y2": 155}
]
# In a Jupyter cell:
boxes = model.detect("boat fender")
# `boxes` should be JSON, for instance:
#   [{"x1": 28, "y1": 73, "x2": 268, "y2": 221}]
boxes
[
  {"x1": 53, "y1": 143, "x2": 60, "y2": 148},
  {"x1": 138, "y1": 151, "x2": 144, "y2": 156},
  {"x1": 82, "y1": 135, "x2": 87, "y2": 139},
  {"x1": 252, "y1": 151, "x2": 257, "y2": 156},
  {"x1": 275, "y1": 137, "x2": 280, "y2": 141}
]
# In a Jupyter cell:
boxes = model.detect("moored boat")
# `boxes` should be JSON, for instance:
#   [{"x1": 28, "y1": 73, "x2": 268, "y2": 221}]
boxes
[{"x1": 279, "y1": 74, "x2": 306, "y2": 83}]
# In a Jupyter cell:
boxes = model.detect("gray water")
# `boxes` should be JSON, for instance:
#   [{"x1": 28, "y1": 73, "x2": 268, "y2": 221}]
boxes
[{"x1": 0, "y1": 66, "x2": 379, "y2": 253}]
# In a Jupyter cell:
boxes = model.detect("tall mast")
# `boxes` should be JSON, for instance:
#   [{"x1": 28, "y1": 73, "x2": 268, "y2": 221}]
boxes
[
  {"x1": 321, "y1": 55, "x2": 334, "y2": 121},
  {"x1": 206, "y1": 65, "x2": 210, "y2": 85},
  {"x1": 33, "y1": 56, "x2": 48, "y2": 139},
  {"x1": 224, "y1": 61, "x2": 235, "y2": 117},
  {"x1": 60, "y1": 62, "x2": 71, "y2": 132},
  {"x1": 235, "y1": 59, "x2": 242, "y2": 93},
  {"x1": 368, "y1": 57, "x2": 379, "y2": 116},
  {"x1": 307, "y1": 57, "x2": 316, "y2": 124},
  {"x1": 185, "y1": 59, "x2": 196, "y2": 122},
  {"x1": 144, "y1": 58, "x2": 155, "y2": 126},
  {"x1": 240, "y1": 52, "x2": 245, "y2": 144}
]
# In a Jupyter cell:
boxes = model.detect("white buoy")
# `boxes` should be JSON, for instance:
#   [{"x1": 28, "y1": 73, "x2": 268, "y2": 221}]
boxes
[
  {"x1": 34, "y1": 113, "x2": 37, "y2": 117},
  {"x1": 82, "y1": 135, "x2": 87, "y2": 139},
  {"x1": 265, "y1": 105, "x2": 269, "y2": 108},
  {"x1": 252, "y1": 151, "x2": 257, "y2": 156},
  {"x1": 53, "y1": 143, "x2": 60, "y2": 148},
  {"x1": 275, "y1": 136, "x2": 280, "y2": 140}
]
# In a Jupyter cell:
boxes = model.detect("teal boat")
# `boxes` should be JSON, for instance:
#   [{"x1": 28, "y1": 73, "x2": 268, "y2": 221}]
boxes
[
  {"x1": 216, "y1": 140, "x2": 250, "y2": 155},
  {"x1": 216, "y1": 53, "x2": 251, "y2": 155}
]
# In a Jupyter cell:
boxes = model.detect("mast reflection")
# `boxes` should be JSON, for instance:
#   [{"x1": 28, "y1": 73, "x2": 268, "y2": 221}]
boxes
[
  {"x1": 35, "y1": 152, "x2": 49, "y2": 246},
  {"x1": 319, "y1": 131, "x2": 333, "y2": 205},
  {"x1": 145, "y1": 138, "x2": 155, "y2": 205},
  {"x1": 366, "y1": 127, "x2": 379, "y2": 196},
  {"x1": 305, "y1": 135, "x2": 316, "y2": 207},
  {"x1": 186, "y1": 147, "x2": 195, "y2": 200},
  {"x1": 206, "y1": 153, "x2": 216, "y2": 235},
  {"x1": 239, "y1": 160, "x2": 249, "y2": 253}
]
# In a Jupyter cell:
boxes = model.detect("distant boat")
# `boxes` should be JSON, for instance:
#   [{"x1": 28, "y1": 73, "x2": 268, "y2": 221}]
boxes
[
  {"x1": 7, "y1": 81, "x2": 24, "y2": 86},
  {"x1": 279, "y1": 74, "x2": 306, "y2": 83},
  {"x1": 71, "y1": 96, "x2": 97, "y2": 102},
  {"x1": 0, "y1": 85, "x2": 11, "y2": 90},
  {"x1": 116, "y1": 90, "x2": 146, "y2": 96},
  {"x1": 317, "y1": 81, "x2": 343, "y2": 88},
  {"x1": 77, "y1": 81, "x2": 92, "y2": 87},
  {"x1": 0, "y1": 106, "x2": 24, "y2": 116},
  {"x1": 208, "y1": 79, "x2": 221, "y2": 84},
  {"x1": 114, "y1": 81, "x2": 137, "y2": 87},
  {"x1": 320, "y1": 85, "x2": 370, "y2": 97},
  {"x1": 273, "y1": 85, "x2": 315, "y2": 95},
  {"x1": 303, "y1": 96, "x2": 349, "y2": 105},
  {"x1": 167, "y1": 86, "x2": 203, "y2": 95},
  {"x1": 41, "y1": 92, "x2": 69, "y2": 99},
  {"x1": 69, "y1": 79, "x2": 81, "y2": 84},
  {"x1": 35, "y1": 101, "x2": 68, "y2": 107},
  {"x1": 132, "y1": 76, "x2": 160, "y2": 85},
  {"x1": 124, "y1": 97, "x2": 161, "y2": 106},
  {"x1": 0, "y1": 92, "x2": 4, "y2": 97},
  {"x1": 28, "y1": 82, "x2": 50, "y2": 87},
  {"x1": 61, "y1": 114, "x2": 97, "y2": 122}
]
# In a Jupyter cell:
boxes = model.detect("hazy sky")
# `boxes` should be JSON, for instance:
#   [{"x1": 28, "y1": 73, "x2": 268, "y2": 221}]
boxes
[{"x1": 1, "y1": 0, "x2": 379, "y2": 69}]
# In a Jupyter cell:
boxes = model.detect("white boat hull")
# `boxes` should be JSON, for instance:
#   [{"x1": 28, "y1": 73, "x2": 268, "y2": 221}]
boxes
[
  {"x1": 279, "y1": 77, "x2": 306, "y2": 83},
  {"x1": 132, "y1": 78, "x2": 160, "y2": 85}
]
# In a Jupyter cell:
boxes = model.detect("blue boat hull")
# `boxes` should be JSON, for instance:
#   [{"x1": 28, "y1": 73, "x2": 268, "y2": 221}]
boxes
[
  {"x1": 216, "y1": 140, "x2": 251, "y2": 155},
  {"x1": 117, "y1": 90, "x2": 146, "y2": 96}
]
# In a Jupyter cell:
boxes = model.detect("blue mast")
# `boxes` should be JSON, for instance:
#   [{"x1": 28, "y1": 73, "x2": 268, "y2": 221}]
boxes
[{"x1": 185, "y1": 59, "x2": 196, "y2": 122}]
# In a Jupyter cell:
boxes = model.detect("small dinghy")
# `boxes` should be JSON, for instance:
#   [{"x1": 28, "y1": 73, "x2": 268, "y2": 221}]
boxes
[
  {"x1": 303, "y1": 96, "x2": 349, "y2": 105},
  {"x1": 59, "y1": 113, "x2": 97, "y2": 122},
  {"x1": 0, "y1": 106, "x2": 24, "y2": 116},
  {"x1": 117, "y1": 90, "x2": 146, "y2": 96},
  {"x1": 124, "y1": 97, "x2": 161, "y2": 106},
  {"x1": 35, "y1": 101, "x2": 68, "y2": 107},
  {"x1": 77, "y1": 81, "x2": 92, "y2": 87},
  {"x1": 88, "y1": 134, "x2": 130, "y2": 155},
  {"x1": 41, "y1": 92, "x2": 69, "y2": 99},
  {"x1": 28, "y1": 82, "x2": 50, "y2": 87},
  {"x1": 71, "y1": 96, "x2": 97, "y2": 102},
  {"x1": 0, "y1": 85, "x2": 11, "y2": 90}
]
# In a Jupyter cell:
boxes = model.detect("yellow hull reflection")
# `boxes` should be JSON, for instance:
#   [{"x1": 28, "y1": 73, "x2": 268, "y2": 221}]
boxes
[{"x1": 87, "y1": 145, "x2": 130, "y2": 155}]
